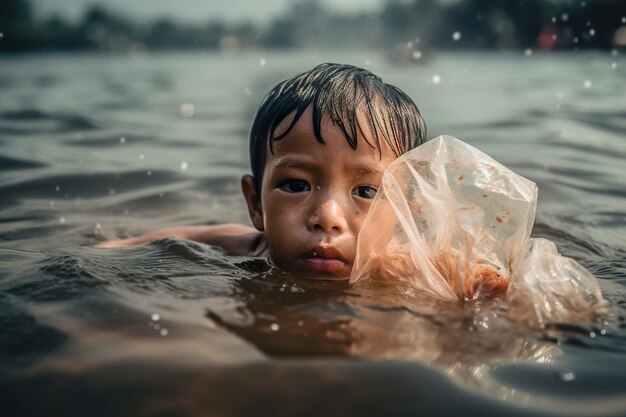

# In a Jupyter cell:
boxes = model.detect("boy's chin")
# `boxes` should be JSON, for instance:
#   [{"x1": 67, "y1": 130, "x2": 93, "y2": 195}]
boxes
[
  {"x1": 293, "y1": 264, "x2": 353, "y2": 281},
  {"x1": 299, "y1": 257, "x2": 355, "y2": 280},
  {"x1": 270, "y1": 257, "x2": 352, "y2": 282},
  {"x1": 283, "y1": 266, "x2": 351, "y2": 281},
  {"x1": 302, "y1": 274, "x2": 350, "y2": 281}
]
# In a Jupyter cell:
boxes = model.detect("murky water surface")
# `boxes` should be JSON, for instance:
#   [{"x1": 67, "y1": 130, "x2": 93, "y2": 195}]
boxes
[{"x1": 0, "y1": 51, "x2": 625, "y2": 416}]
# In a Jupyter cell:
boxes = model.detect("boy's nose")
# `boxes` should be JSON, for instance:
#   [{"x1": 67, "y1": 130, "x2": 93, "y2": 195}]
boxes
[{"x1": 307, "y1": 196, "x2": 349, "y2": 234}]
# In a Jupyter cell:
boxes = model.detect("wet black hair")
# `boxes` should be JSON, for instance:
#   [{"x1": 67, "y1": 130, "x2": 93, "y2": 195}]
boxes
[{"x1": 249, "y1": 63, "x2": 427, "y2": 192}]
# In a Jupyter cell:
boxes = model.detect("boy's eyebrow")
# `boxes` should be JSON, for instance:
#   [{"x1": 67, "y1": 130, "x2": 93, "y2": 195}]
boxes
[
  {"x1": 356, "y1": 166, "x2": 383, "y2": 175},
  {"x1": 273, "y1": 158, "x2": 384, "y2": 174},
  {"x1": 274, "y1": 158, "x2": 313, "y2": 169}
]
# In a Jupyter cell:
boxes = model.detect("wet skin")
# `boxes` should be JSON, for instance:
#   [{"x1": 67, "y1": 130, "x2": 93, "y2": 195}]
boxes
[{"x1": 242, "y1": 107, "x2": 397, "y2": 280}]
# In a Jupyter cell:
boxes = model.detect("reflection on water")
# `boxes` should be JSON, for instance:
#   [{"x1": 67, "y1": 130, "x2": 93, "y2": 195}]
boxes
[{"x1": 1, "y1": 51, "x2": 625, "y2": 416}]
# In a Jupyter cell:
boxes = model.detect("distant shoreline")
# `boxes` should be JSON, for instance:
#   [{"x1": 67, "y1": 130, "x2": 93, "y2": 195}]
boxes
[{"x1": 2, "y1": 0, "x2": 626, "y2": 53}]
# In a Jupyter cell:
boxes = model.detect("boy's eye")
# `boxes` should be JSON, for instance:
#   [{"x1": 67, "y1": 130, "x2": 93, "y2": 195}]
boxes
[
  {"x1": 352, "y1": 186, "x2": 377, "y2": 199},
  {"x1": 278, "y1": 179, "x2": 310, "y2": 193}
]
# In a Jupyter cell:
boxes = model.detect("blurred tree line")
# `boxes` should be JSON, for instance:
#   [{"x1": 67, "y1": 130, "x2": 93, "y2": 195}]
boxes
[{"x1": 1, "y1": 0, "x2": 625, "y2": 53}]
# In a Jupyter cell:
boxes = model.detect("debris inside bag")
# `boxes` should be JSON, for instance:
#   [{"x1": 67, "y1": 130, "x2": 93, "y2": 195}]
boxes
[{"x1": 351, "y1": 135, "x2": 606, "y2": 325}]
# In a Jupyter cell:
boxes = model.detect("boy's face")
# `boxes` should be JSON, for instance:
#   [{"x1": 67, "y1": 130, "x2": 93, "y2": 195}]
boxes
[{"x1": 242, "y1": 107, "x2": 397, "y2": 280}]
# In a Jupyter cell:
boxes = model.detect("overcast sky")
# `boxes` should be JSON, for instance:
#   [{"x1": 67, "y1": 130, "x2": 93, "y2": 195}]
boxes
[{"x1": 32, "y1": 0, "x2": 385, "y2": 24}]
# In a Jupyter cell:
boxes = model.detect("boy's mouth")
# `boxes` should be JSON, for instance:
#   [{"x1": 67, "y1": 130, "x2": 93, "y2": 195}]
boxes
[{"x1": 302, "y1": 245, "x2": 349, "y2": 274}]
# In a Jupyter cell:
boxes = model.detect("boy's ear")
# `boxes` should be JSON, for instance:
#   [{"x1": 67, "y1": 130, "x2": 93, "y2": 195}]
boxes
[{"x1": 241, "y1": 175, "x2": 265, "y2": 231}]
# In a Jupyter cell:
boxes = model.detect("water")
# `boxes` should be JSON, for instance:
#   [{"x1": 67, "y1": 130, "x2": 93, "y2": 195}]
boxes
[{"x1": 0, "y1": 50, "x2": 625, "y2": 416}]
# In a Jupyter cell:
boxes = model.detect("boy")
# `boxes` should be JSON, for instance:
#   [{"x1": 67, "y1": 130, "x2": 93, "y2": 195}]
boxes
[{"x1": 97, "y1": 63, "x2": 427, "y2": 280}]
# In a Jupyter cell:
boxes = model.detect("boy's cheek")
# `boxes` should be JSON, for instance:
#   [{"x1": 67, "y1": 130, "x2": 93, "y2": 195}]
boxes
[
  {"x1": 354, "y1": 201, "x2": 375, "y2": 226},
  {"x1": 262, "y1": 199, "x2": 300, "y2": 236}
]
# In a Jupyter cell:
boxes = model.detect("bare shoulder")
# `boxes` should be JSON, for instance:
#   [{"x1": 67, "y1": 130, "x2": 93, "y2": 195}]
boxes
[{"x1": 95, "y1": 223, "x2": 267, "y2": 257}]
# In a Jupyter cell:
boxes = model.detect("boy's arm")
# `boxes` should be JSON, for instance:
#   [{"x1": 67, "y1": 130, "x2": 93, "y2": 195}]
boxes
[{"x1": 95, "y1": 224, "x2": 266, "y2": 256}]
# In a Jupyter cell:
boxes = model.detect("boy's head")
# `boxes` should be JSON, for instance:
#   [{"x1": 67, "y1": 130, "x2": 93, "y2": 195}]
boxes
[{"x1": 241, "y1": 63, "x2": 426, "y2": 280}]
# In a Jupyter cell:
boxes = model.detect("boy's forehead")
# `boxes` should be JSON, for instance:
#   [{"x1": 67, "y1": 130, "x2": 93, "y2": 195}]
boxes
[
  {"x1": 265, "y1": 149, "x2": 393, "y2": 180},
  {"x1": 266, "y1": 109, "x2": 396, "y2": 172}
]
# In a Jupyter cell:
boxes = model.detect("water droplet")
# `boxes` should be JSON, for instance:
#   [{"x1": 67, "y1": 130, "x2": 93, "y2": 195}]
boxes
[
  {"x1": 589, "y1": 29, "x2": 595, "y2": 36},
  {"x1": 180, "y1": 161, "x2": 188, "y2": 171},
  {"x1": 315, "y1": 186, "x2": 321, "y2": 191},
  {"x1": 406, "y1": 41, "x2": 413, "y2": 48},
  {"x1": 147, "y1": 170, "x2": 152, "y2": 176},
  {"x1": 525, "y1": 48, "x2": 533, "y2": 56},
  {"x1": 557, "y1": 92, "x2": 564, "y2": 100},
  {"x1": 96, "y1": 223, "x2": 101, "y2": 229},
  {"x1": 244, "y1": 87, "x2": 251, "y2": 96},
  {"x1": 120, "y1": 136, "x2": 126, "y2": 144},
  {"x1": 55, "y1": 186, "x2": 60, "y2": 191},
  {"x1": 622, "y1": 17, "x2": 625, "y2": 24},
  {"x1": 160, "y1": 328, "x2": 169, "y2": 336},
  {"x1": 139, "y1": 154, "x2": 144, "y2": 160},
  {"x1": 297, "y1": 320, "x2": 304, "y2": 326},
  {"x1": 584, "y1": 79, "x2": 592, "y2": 88},
  {"x1": 551, "y1": 16, "x2": 556, "y2": 23},
  {"x1": 151, "y1": 313, "x2": 160, "y2": 321},
  {"x1": 412, "y1": 50, "x2": 422, "y2": 60},
  {"x1": 124, "y1": 209, "x2": 129, "y2": 215},
  {"x1": 561, "y1": 13, "x2": 569, "y2": 22},
  {"x1": 600, "y1": 329, "x2": 607, "y2": 335},
  {"x1": 557, "y1": 371, "x2": 576, "y2": 382},
  {"x1": 611, "y1": 62, "x2": 617, "y2": 69},
  {"x1": 259, "y1": 58, "x2": 266, "y2": 66},
  {"x1": 589, "y1": 331, "x2": 596, "y2": 338},
  {"x1": 270, "y1": 323, "x2": 280, "y2": 331},
  {"x1": 364, "y1": 59, "x2": 371, "y2": 65},
  {"x1": 611, "y1": 49, "x2": 618, "y2": 57},
  {"x1": 574, "y1": 37, "x2": 579, "y2": 43},
  {"x1": 0, "y1": 32, "x2": 3, "y2": 39},
  {"x1": 180, "y1": 103, "x2": 194, "y2": 118},
  {"x1": 59, "y1": 216, "x2": 66, "y2": 224},
  {"x1": 432, "y1": 74, "x2": 441, "y2": 85},
  {"x1": 452, "y1": 32, "x2": 461, "y2": 41}
]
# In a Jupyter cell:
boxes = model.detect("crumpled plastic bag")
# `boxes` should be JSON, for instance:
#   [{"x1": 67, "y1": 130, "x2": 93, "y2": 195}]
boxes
[
  {"x1": 351, "y1": 135, "x2": 606, "y2": 326},
  {"x1": 507, "y1": 238, "x2": 606, "y2": 326}
]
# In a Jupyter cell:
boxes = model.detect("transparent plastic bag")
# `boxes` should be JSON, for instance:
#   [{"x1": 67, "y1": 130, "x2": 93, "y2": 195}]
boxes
[
  {"x1": 351, "y1": 136, "x2": 605, "y2": 325},
  {"x1": 507, "y1": 238, "x2": 606, "y2": 326}
]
